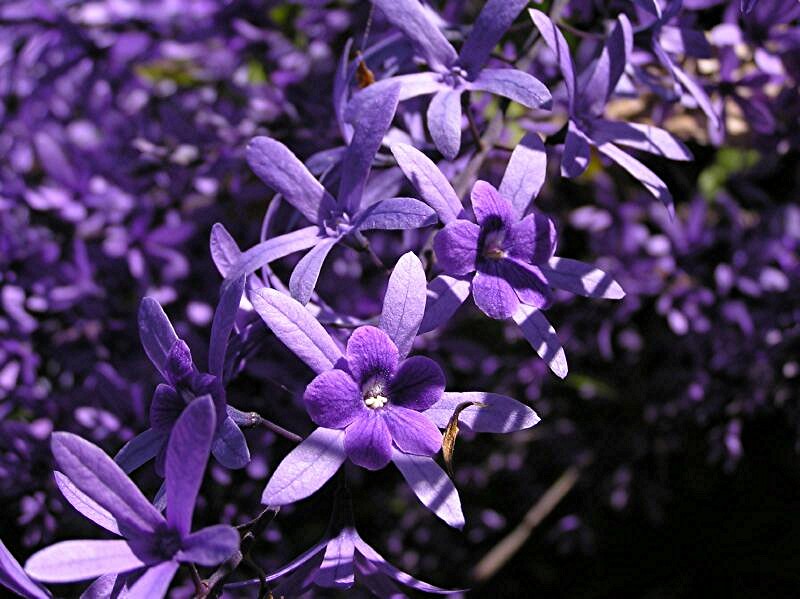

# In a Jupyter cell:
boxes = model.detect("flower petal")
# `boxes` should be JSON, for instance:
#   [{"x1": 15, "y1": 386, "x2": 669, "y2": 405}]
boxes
[
  {"x1": 344, "y1": 412, "x2": 393, "y2": 471},
  {"x1": 472, "y1": 262, "x2": 519, "y2": 320},
  {"x1": 467, "y1": 68, "x2": 551, "y2": 110},
  {"x1": 418, "y1": 274, "x2": 472, "y2": 334},
  {"x1": 499, "y1": 132, "x2": 548, "y2": 219},
  {"x1": 149, "y1": 384, "x2": 183, "y2": 433},
  {"x1": 392, "y1": 450, "x2": 464, "y2": 529},
  {"x1": 388, "y1": 356, "x2": 445, "y2": 411},
  {"x1": 346, "y1": 326, "x2": 399, "y2": 384},
  {"x1": 470, "y1": 180, "x2": 513, "y2": 227},
  {"x1": 424, "y1": 391, "x2": 540, "y2": 433},
  {"x1": 390, "y1": 142, "x2": 463, "y2": 224},
  {"x1": 427, "y1": 89, "x2": 463, "y2": 161},
  {"x1": 25, "y1": 540, "x2": 145, "y2": 583},
  {"x1": 499, "y1": 259, "x2": 553, "y2": 309},
  {"x1": 246, "y1": 136, "x2": 335, "y2": 224},
  {"x1": 433, "y1": 220, "x2": 480, "y2": 276},
  {"x1": 114, "y1": 428, "x2": 167, "y2": 474},
  {"x1": 251, "y1": 288, "x2": 344, "y2": 375},
  {"x1": 506, "y1": 212, "x2": 557, "y2": 264},
  {"x1": 379, "y1": 252, "x2": 428, "y2": 359},
  {"x1": 512, "y1": 304, "x2": 568, "y2": 378},
  {"x1": 176, "y1": 525, "x2": 239, "y2": 566},
  {"x1": 166, "y1": 396, "x2": 216, "y2": 536},
  {"x1": 385, "y1": 406, "x2": 442, "y2": 457},
  {"x1": 304, "y1": 369, "x2": 365, "y2": 429},
  {"x1": 262, "y1": 428, "x2": 347, "y2": 506}
]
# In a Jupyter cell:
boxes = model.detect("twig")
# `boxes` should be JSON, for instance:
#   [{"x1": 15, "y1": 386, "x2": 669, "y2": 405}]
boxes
[
  {"x1": 471, "y1": 462, "x2": 586, "y2": 583},
  {"x1": 465, "y1": 104, "x2": 483, "y2": 152},
  {"x1": 238, "y1": 411, "x2": 303, "y2": 443}
]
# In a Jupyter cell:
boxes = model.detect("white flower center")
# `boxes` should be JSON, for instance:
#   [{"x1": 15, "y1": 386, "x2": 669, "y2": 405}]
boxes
[
  {"x1": 364, "y1": 394, "x2": 388, "y2": 409},
  {"x1": 363, "y1": 376, "x2": 388, "y2": 409}
]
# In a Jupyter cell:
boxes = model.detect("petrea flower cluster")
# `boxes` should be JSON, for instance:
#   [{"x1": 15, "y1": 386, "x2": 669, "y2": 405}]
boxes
[{"x1": 1, "y1": 1, "x2": 798, "y2": 598}]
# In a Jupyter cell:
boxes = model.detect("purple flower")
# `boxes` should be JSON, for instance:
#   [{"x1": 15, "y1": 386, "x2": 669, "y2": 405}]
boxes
[
  {"x1": 392, "y1": 141, "x2": 625, "y2": 378},
  {"x1": 365, "y1": 0, "x2": 551, "y2": 159},
  {"x1": 24, "y1": 397, "x2": 239, "y2": 598},
  {"x1": 219, "y1": 82, "x2": 437, "y2": 306},
  {"x1": 115, "y1": 293, "x2": 249, "y2": 477},
  {"x1": 0, "y1": 540, "x2": 49, "y2": 599},
  {"x1": 251, "y1": 252, "x2": 539, "y2": 528},
  {"x1": 531, "y1": 9, "x2": 693, "y2": 214}
]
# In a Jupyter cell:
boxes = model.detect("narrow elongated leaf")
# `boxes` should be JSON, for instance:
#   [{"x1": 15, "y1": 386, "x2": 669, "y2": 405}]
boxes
[
  {"x1": 262, "y1": 427, "x2": 347, "y2": 506},
  {"x1": 251, "y1": 288, "x2": 343, "y2": 374},
  {"x1": 390, "y1": 143, "x2": 462, "y2": 224},
  {"x1": 138, "y1": 298, "x2": 178, "y2": 381},
  {"x1": 209, "y1": 275, "x2": 245, "y2": 377},
  {"x1": 512, "y1": 304, "x2": 568, "y2": 378},
  {"x1": 392, "y1": 450, "x2": 464, "y2": 529},
  {"x1": 379, "y1": 253, "x2": 427, "y2": 359},
  {"x1": 425, "y1": 392, "x2": 540, "y2": 433},
  {"x1": 25, "y1": 540, "x2": 145, "y2": 583}
]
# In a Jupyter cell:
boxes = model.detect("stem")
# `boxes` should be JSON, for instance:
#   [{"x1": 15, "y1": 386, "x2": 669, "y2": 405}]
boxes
[
  {"x1": 239, "y1": 411, "x2": 303, "y2": 443},
  {"x1": 465, "y1": 104, "x2": 483, "y2": 152}
]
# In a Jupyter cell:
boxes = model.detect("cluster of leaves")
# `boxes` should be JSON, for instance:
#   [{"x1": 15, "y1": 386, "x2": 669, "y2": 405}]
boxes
[{"x1": 1, "y1": 0, "x2": 798, "y2": 598}]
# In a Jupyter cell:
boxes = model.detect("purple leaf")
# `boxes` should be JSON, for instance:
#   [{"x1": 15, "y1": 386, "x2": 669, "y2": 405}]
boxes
[
  {"x1": 367, "y1": 72, "x2": 448, "y2": 102},
  {"x1": 54, "y1": 471, "x2": 120, "y2": 536},
  {"x1": 561, "y1": 123, "x2": 592, "y2": 178},
  {"x1": 371, "y1": 0, "x2": 457, "y2": 71},
  {"x1": 289, "y1": 237, "x2": 339, "y2": 305},
  {"x1": 224, "y1": 226, "x2": 322, "y2": 284},
  {"x1": 25, "y1": 540, "x2": 145, "y2": 583},
  {"x1": 339, "y1": 83, "x2": 401, "y2": 213},
  {"x1": 353, "y1": 535, "x2": 461, "y2": 593},
  {"x1": 166, "y1": 396, "x2": 216, "y2": 536},
  {"x1": 541, "y1": 257, "x2": 626, "y2": 299},
  {"x1": 529, "y1": 9, "x2": 576, "y2": 111},
  {"x1": 125, "y1": 560, "x2": 178, "y2": 599},
  {"x1": 51, "y1": 433, "x2": 164, "y2": 538},
  {"x1": 246, "y1": 137, "x2": 336, "y2": 224},
  {"x1": 250, "y1": 288, "x2": 343, "y2": 374},
  {"x1": 427, "y1": 89, "x2": 463, "y2": 161},
  {"x1": 468, "y1": 68, "x2": 552, "y2": 110},
  {"x1": 262, "y1": 427, "x2": 347, "y2": 506},
  {"x1": 425, "y1": 391, "x2": 540, "y2": 433},
  {"x1": 138, "y1": 298, "x2": 178, "y2": 381},
  {"x1": 176, "y1": 525, "x2": 239, "y2": 566},
  {"x1": 209, "y1": 274, "x2": 245, "y2": 377},
  {"x1": 0, "y1": 539, "x2": 50, "y2": 599},
  {"x1": 392, "y1": 450, "x2": 464, "y2": 529},
  {"x1": 577, "y1": 14, "x2": 632, "y2": 115},
  {"x1": 390, "y1": 143, "x2": 462, "y2": 224},
  {"x1": 355, "y1": 197, "x2": 437, "y2": 231},
  {"x1": 418, "y1": 274, "x2": 472, "y2": 334},
  {"x1": 512, "y1": 304, "x2": 568, "y2": 378},
  {"x1": 596, "y1": 141, "x2": 674, "y2": 216},
  {"x1": 459, "y1": 0, "x2": 531, "y2": 77},
  {"x1": 499, "y1": 132, "x2": 548, "y2": 218},
  {"x1": 589, "y1": 119, "x2": 692, "y2": 161},
  {"x1": 315, "y1": 529, "x2": 355, "y2": 588},
  {"x1": 209, "y1": 223, "x2": 241, "y2": 278},
  {"x1": 379, "y1": 252, "x2": 428, "y2": 359}
]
